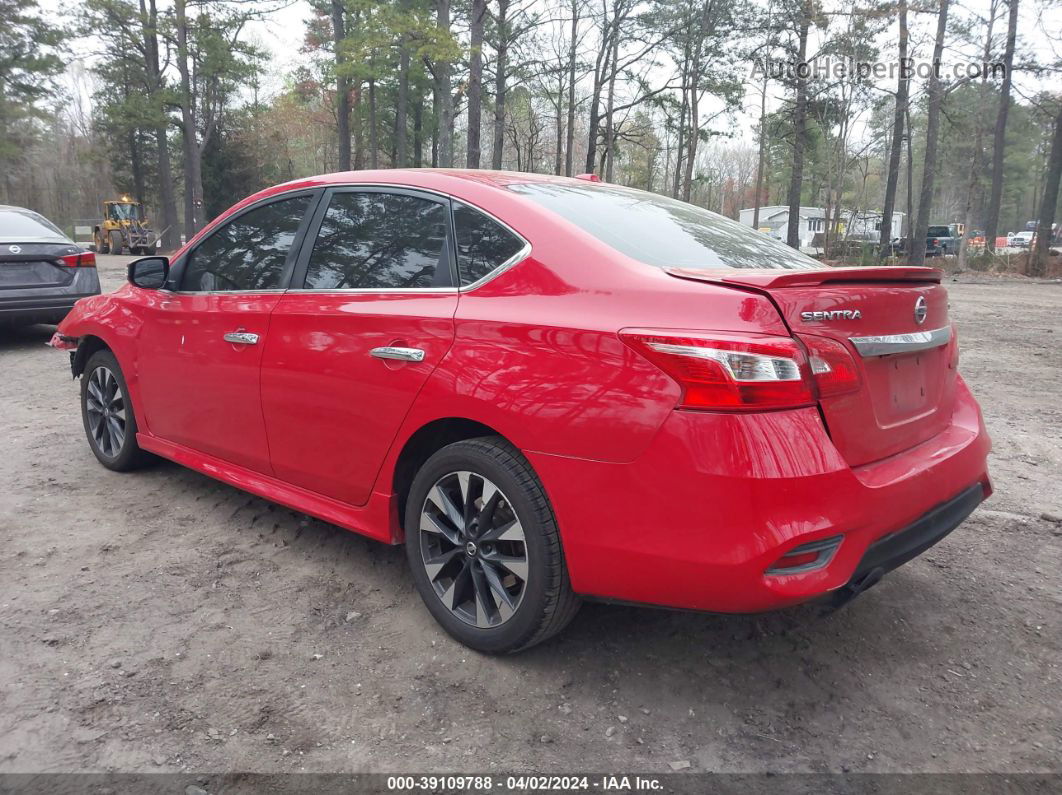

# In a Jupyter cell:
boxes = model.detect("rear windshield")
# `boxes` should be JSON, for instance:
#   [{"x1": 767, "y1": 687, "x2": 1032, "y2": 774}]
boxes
[
  {"x1": 0, "y1": 208, "x2": 67, "y2": 241},
  {"x1": 507, "y1": 182, "x2": 818, "y2": 270},
  {"x1": 927, "y1": 226, "x2": 951, "y2": 237}
]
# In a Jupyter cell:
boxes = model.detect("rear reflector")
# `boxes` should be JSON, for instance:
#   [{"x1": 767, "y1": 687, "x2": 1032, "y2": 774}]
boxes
[
  {"x1": 57, "y1": 252, "x2": 96, "y2": 267},
  {"x1": 620, "y1": 330, "x2": 816, "y2": 411},
  {"x1": 766, "y1": 536, "x2": 843, "y2": 575}
]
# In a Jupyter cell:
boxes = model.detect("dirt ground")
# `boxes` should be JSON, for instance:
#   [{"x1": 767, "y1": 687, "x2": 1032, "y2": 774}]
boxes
[{"x1": 1, "y1": 256, "x2": 1059, "y2": 777}]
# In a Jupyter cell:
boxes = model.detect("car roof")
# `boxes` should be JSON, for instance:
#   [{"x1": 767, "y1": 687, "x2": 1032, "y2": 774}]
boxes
[{"x1": 244, "y1": 168, "x2": 586, "y2": 207}]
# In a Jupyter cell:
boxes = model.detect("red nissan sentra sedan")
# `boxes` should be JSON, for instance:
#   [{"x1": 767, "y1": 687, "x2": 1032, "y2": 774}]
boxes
[{"x1": 52, "y1": 170, "x2": 991, "y2": 653}]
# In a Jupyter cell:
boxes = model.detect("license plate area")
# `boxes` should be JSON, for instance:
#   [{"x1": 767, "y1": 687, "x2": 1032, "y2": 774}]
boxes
[{"x1": 883, "y1": 351, "x2": 934, "y2": 420}]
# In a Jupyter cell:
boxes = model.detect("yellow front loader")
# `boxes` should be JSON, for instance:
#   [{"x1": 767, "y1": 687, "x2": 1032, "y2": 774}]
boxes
[{"x1": 92, "y1": 197, "x2": 161, "y2": 255}]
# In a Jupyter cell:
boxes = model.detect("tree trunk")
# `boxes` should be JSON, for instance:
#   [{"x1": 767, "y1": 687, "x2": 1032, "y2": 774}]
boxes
[
  {"x1": 1030, "y1": 103, "x2": 1062, "y2": 277},
  {"x1": 352, "y1": 82, "x2": 364, "y2": 169},
  {"x1": 129, "y1": 130, "x2": 145, "y2": 204},
  {"x1": 368, "y1": 78, "x2": 379, "y2": 168},
  {"x1": 879, "y1": 0, "x2": 908, "y2": 259},
  {"x1": 491, "y1": 0, "x2": 510, "y2": 169},
  {"x1": 584, "y1": 1, "x2": 609, "y2": 173},
  {"x1": 752, "y1": 66, "x2": 769, "y2": 229},
  {"x1": 984, "y1": 0, "x2": 1018, "y2": 252},
  {"x1": 682, "y1": 1, "x2": 715, "y2": 202},
  {"x1": 395, "y1": 43, "x2": 409, "y2": 167},
  {"x1": 154, "y1": 126, "x2": 179, "y2": 249},
  {"x1": 957, "y1": 0, "x2": 998, "y2": 270},
  {"x1": 603, "y1": 16, "x2": 620, "y2": 182},
  {"x1": 174, "y1": 0, "x2": 201, "y2": 238},
  {"x1": 466, "y1": 0, "x2": 486, "y2": 168},
  {"x1": 331, "y1": 0, "x2": 350, "y2": 171},
  {"x1": 554, "y1": 68, "x2": 564, "y2": 175},
  {"x1": 784, "y1": 0, "x2": 811, "y2": 249},
  {"x1": 436, "y1": 0, "x2": 455, "y2": 168},
  {"x1": 905, "y1": 105, "x2": 915, "y2": 259},
  {"x1": 909, "y1": 0, "x2": 950, "y2": 268},
  {"x1": 139, "y1": 0, "x2": 178, "y2": 250},
  {"x1": 564, "y1": 0, "x2": 579, "y2": 176},
  {"x1": 413, "y1": 92, "x2": 423, "y2": 167},
  {"x1": 431, "y1": 81, "x2": 439, "y2": 167}
]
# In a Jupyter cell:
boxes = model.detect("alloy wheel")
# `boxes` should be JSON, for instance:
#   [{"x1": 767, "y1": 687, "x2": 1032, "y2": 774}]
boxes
[
  {"x1": 417, "y1": 471, "x2": 529, "y2": 628},
  {"x1": 85, "y1": 366, "x2": 126, "y2": 458}
]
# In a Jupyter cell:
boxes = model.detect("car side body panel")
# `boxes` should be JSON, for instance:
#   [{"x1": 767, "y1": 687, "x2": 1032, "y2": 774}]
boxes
[{"x1": 261, "y1": 291, "x2": 460, "y2": 506}]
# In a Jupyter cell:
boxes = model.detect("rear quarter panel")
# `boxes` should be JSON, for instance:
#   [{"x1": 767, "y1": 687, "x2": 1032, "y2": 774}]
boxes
[{"x1": 378, "y1": 199, "x2": 793, "y2": 473}]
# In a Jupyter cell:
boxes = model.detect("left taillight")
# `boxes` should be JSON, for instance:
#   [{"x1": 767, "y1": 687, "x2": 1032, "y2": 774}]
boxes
[
  {"x1": 619, "y1": 330, "x2": 817, "y2": 411},
  {"x1": 621, "y1": 329, "x2": 863, "y2": 411},
  {"x1": 57, "y1": 251, "x2": 96, "y2": 267}
]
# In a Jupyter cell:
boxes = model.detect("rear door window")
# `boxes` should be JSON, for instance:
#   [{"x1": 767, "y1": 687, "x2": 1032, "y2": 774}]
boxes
[
  {"x1": 453, "y1": 202, "x2": 526, "y2": 286},
  {"x1": 303, "y1": 192, "x2": 452, "y2": 290},
  {"x1": 508, "y1": 182, "x2": 818, "y2": 270},
  {"x1": 180, "y1": 194, "x2": 312, "y2": 292}
]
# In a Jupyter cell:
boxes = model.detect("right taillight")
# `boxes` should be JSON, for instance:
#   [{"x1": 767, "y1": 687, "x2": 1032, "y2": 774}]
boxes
[{"x1": 798, "y1": 334, "x2": 861, "y2": 398}]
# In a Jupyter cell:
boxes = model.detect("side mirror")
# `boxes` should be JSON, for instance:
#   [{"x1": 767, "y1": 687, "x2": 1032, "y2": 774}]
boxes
[{"x1": 128, "y1": 256, "x2": 169, "y2": 289}]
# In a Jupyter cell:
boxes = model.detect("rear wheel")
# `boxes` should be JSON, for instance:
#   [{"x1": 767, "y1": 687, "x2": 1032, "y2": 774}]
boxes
[
  {"x1": 404, "y1": 437, "x2": 580, "y2": 654},
  {"x1": 110, "y1": 231, "x2": 123, "y2": 256},
  {"x1": 95, "y1": 231, "x2": 110, "y2": 254},
  {"x1": 80, "y1": 350, "x2": 153, "y2": 471}
]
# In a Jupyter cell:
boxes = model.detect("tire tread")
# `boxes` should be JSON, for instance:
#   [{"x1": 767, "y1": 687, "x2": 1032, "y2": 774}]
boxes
[{"x1": 406, "y1": 435, "x2": 580, "y2": 653}]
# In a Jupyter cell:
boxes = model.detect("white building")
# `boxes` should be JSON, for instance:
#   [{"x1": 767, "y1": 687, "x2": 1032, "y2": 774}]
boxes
[{"x1": 738, "y1": 206, "x2": 905, "y2": 252}]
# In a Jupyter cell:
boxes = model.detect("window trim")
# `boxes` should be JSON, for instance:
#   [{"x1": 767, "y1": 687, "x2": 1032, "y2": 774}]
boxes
[
  {"x1": 166, "y1": 188, "x2": 324, "y2": 294},
  {"x1": 289, "y1": 185, "x2": 458, "y2": 293},
  {"x1": 165, "y1": 182, "x2": 535, "y2": 296},
  {"x1": 451, "y1": 199, "x2": 532, "y2": 292}
]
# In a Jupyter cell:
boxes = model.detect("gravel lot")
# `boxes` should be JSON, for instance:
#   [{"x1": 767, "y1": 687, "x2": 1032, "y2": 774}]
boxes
[{"x1": 1, "y1": 256, "x2": 1059, "y2": 777}]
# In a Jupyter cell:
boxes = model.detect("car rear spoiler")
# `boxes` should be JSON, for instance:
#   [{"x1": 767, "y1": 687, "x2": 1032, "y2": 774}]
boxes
[{"x1": 664, "y1": 266, "x2": 944, "y2": 289}]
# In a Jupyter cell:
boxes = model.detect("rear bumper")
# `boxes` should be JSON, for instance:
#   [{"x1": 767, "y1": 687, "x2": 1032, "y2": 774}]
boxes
[
  {"x1": 0, "y1": 294, "x2": 96, "y2": 324},
  {"x1": 527, "y1": 375, "x2": 991, "y2": 613},
  {"x1": 0, "y1": 272, "x2": 101, "y2": 325},
  {"x1": 819, "y1": 483, "x2": 983, "y2": 609}
]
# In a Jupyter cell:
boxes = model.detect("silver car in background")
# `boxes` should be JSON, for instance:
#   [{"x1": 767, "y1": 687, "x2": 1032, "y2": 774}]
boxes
[{"x1": 0, "y1": 205, "x2": 101, "y2": 326}]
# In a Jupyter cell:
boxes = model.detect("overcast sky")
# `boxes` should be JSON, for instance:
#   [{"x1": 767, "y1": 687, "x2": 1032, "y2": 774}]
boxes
[{"x1": 51, "y1": 0, "x2": 1062, "y2": 145}]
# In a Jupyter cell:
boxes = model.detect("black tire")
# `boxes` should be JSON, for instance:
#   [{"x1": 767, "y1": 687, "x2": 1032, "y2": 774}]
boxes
[
  {"x1": 96, "y1": 232, "x2": 110, "y2": 255},
  {"x1": 80, "y1": 349, "x2": 154, "y2": 471},
  {"x1": 110, "y1": 231, "x2": 123, "y2": 256},
  {"x1": 404, "y1": 436, "x2": 580, "y2": 654}
]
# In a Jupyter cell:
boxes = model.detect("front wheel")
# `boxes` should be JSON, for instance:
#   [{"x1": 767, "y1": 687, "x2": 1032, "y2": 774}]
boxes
[
  {"x1": 80, "y1": 350, "x2": 154, "y2": 471},
  {"x1": 404, "y1": 437, "x2": 580, "y2": 653}
]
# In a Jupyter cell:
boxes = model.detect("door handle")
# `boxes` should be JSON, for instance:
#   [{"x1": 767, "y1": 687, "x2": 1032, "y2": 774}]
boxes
[
  {"x1": 223, "y1": 331, "x2": 260, "y2": 345},
  {"x1": 370, "y1": 346, "x2": 425, "y2": 362}
]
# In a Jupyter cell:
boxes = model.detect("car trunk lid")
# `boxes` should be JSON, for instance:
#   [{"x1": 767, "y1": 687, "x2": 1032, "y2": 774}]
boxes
[
  {"x1": 0, "y1": 243, "x2": 80, "y2": 290},
  {"x1": 665, "y1": 266, "x2": 957, "y2": 467}
]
